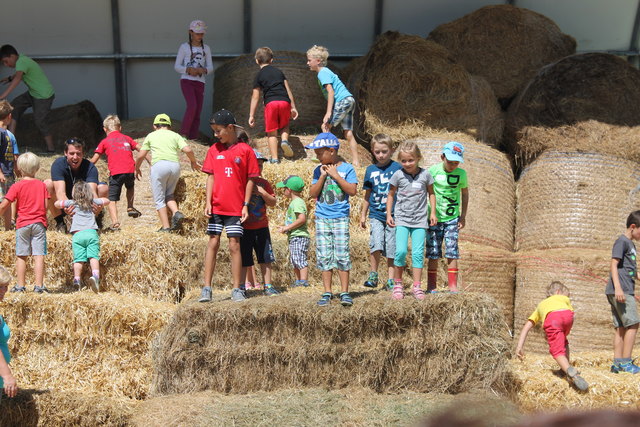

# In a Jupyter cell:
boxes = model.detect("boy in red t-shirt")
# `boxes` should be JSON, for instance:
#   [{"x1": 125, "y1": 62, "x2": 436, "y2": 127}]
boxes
[
  {"x1": 240, "y1": 149, "x2": 278, "y2": 296},
  {"x1": 199, "y1": 110, "x2": 259, "y2": 303},
  {"x1": 0, "y1": 152, "x2": 50, "y2": 293},
  {"x1": 90, "y1": 114, "x2": 144, "y2": 231}
]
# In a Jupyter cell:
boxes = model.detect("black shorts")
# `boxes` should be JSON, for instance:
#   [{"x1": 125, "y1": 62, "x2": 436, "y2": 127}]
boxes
[
  {"x1": 206, "y1": 214, "x2": 243, "y2": 237},
  {"x1": 240, "y1": 227, "x2": 275, "y2": 266},
  {"x1": 108, "y1": 173, "x2": 135, "y2": 201}
]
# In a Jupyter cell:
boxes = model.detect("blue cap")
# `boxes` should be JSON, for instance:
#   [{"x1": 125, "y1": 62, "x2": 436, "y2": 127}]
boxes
[
  {"x1": 304, "y1": 132, "x2": 340, "y2": 149},
  {"x1": 443, "y1": 141, "x2": 464, "y2": 163}
]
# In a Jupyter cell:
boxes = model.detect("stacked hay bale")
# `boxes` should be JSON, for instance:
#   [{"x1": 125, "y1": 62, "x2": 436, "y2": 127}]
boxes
[
  {"x1": 427, "y1": 4, "x2": 576, "y2": 104},
  {"x1": 212, "y1": 51, "x2": 338, "y2": 135},
  {"x1": 358, "y1": 31, "x2": 504, "y2": 147},
  {"x1": 408, "y1": 136, "x2": 516, "y2": 327},
  {"x1": 514, "y1": 152, "x2": 640, "y2": 352},
  {"x1": 505, "y1": 53, "x2": 640, "y2": 169},
  {"x1": 151, "y1": 293, "x2": 512, "y2": 395}
]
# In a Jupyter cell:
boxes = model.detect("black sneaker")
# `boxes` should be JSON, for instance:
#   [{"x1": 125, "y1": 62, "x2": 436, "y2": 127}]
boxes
[
  {"x1": 33, "y1": 285, "x2": 50, "y2": 294},
  {"x1": 171, "y1": 211, "x2": 185, "y2": 230},
  {"x1": 10, "y1": 284, "x2": 25, "y2": 293}
]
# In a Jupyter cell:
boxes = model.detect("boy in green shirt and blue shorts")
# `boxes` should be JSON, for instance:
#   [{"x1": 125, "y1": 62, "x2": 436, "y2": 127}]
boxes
[{"x1": 427, "y1": 142, "x2": 469, "y2": 293}]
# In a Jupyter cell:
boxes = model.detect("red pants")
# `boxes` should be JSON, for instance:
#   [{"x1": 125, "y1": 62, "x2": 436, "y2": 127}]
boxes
[{"x1": 543, "y1": 309, "x2": 574, "y2": 357}]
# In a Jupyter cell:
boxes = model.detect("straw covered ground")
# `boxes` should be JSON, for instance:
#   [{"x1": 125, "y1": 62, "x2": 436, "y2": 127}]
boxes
[
  {"x1": 151, "y1": 292, "x2": 513, "y2": 396},
  {"x1": 427, "y1": 4, "x2": 576, "y2": 102},
  {"x1": 358, "y1": 31, "x2": 504, "y2": 147},
  {"x1": 512, "y1": 351, "x2": 640, "y2": 412}
]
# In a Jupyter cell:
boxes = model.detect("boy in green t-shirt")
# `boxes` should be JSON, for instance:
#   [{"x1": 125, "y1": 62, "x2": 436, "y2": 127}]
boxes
[
  {"x1": 0, "y1": 45, "x2": 55, "y2": 152},
  {"x1": 426, "y1": 142, "x2": 469, "y2": 293},
  {"x1": 277, "y1": 175, "x2": 310, "y2": 287}
]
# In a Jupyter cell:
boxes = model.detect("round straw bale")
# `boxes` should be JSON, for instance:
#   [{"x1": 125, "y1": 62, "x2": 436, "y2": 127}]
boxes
[
  {"x1": 514, "y1": 249, "x2": 611, "y2": 354},
  {"x1": 212, "y1": 51, "x2": 340, "y2": 134},
  {"x1": 151, "y1": 292, "x2": 511, "y2": 395},
  {"x1": 408, "y1": 137, "x2": 516, "y2": 250},
  {"x1": 427, "y1": 4, "x2": 576, "y2": 102},
  {"x1": 515, "y1": 151, "x2": 640, "y2": 251},
  {"x1": 506, "y1": 53, "x2": 640, "y2": 165},
  {"x1": 0, "y1": 390, "x2": 136, "y2": 426},
  {"x1": 359, "y1": 31, "x2": 504, "y2": 147}
]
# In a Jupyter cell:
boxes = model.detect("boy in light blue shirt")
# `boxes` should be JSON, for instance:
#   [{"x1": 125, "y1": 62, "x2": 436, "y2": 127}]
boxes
[
  {"x1": 307, "y1": 132, "x2": 358, "y2": 307},
  {"x1": 307, "y1": 45, "x2": 360, "y2": 167}
]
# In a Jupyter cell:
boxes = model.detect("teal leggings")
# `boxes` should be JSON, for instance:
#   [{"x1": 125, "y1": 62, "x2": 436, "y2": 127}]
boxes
[{"x1": 394, "y1": 226, "x2": 426, "y2": 269}]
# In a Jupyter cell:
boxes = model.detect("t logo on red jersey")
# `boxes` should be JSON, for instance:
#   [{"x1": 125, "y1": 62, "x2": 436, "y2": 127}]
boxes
[{"x1": 225, "y1": 167, "x2": 233, "y2": 177}]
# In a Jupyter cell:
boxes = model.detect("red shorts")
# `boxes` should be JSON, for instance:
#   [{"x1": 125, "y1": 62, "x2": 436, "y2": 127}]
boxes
[
  {"x1": 264, "y1": 100, "x2": 291, "y2": 133},
  {"x1": 543, "y1": 309, "x2": 574, "y2": 357}
]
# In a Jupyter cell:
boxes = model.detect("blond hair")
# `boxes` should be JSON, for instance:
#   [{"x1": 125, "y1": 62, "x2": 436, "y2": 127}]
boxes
[
  {"x1": 0, "y1": 265, "x2": 11, "y2": 286},
  {"x1": 0, "y1": 99, "x2": 13, "y2": 122},
  {"x1": 371, "y1": 133, "x2": 394, "y2": 150},
  {"x1": 306, "y1": 45, "x2": 329, "y2": 66},
  {"x1": 103, "y1": 114, "x2": 121, "y2": 132},
  {"x1": 17, "y1": 152, "x2": 40, "y2": 177},
  {"x1": 397, "y1": 141, "x2": 422, "y2": 162},
  {"x1": 546, "y1": 281, "x2": 570, "y2": 297},
  {"x1": 72, "y1": 181, "x2": 94, "y2": 211},
  {"x1": 255, "y1": 47, "x2": 273, "y2": 65}
]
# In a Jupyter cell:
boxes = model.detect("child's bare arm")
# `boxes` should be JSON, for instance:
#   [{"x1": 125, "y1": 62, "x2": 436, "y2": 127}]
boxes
[
  {"x1": 611, "y1": 258, "x2": 626, "y2": 302},
  {"x1": 0, "y1": 347, "x2": 17, "y2": 398},
  {"x1": 428, "y1": 184, "x2": 437, "y2": 226},
  {"x1": 248, "y1": 88, "x2": 261, "y2": 127},
  {"x1": 322, "y1": 84, "x2": 335, "y2": 131},
  {"x1": 308, "y1": 169, "x2": 327, "y2": 199},
  {"x1": 181, "y1": 145, "x2": 202, "y2": 172},
  {"x1": 386, "y1": 185, "x2": 397, "y2": 227},
  {"x1": 0, "y1": 199, "x2": 10, "y2": 215},
  {"x1": 284, "y1": 80, "x2": 298, "y2": 120},
  {"x1": 515, "y1": 320, "x2": 535, "y2": 359},
  {"x1": 89, "y1": 153, "x2": 101, "y2": 164},
  {"x1": 204, "y1": 173, "x2": 214, "y2": 217},
  {"x1": 135, "y1": 149, "x2": 149, "y2": 180},
  {"x1": 0, "y1": 71, "x2": 23, "y2": 99},
  {"x1": 241, "y1": 178, "x2": 256, "y2": 223},
  {"x1": 459, "y1": 187, "x2": 469, "y2": 229},
  {"x1": 256, "y1": 185, "x2": 276, "y2": 207},
  {"x1": 360, "y1": 189, "x2": 372, "y2": 228}
]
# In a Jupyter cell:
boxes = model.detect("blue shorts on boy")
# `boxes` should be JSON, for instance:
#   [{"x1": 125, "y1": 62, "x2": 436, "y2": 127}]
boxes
[
  {"x1": 240, "y1": 227, "x2": 275, "y2": 267},
  {"x1": 312, "y1": 162, "x2": 357, "y2": 271}
]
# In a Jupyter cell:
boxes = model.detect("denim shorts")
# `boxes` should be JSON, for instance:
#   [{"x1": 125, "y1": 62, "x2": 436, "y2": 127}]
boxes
[{"x1": 330, "y1": 96, "x2": 355, "y2": 131}]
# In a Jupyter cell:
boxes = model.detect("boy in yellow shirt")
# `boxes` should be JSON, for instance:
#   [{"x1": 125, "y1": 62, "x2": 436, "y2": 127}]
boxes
[{"x1": 515, "y1": 281, "x2": 589, "y2": 391}]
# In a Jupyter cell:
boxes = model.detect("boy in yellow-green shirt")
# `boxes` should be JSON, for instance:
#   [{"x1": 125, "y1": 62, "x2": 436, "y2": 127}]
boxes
[{"x1": 515, "y1": 281, "x2": 588, "y2": 391}]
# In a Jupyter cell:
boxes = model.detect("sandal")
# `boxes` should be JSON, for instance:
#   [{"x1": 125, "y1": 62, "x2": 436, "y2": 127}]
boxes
[
  {"x1": 108, "y1": 223, "x2": 121, "y2": 231},
  {"x1": 412, "y1": 285, "x2": 426, "y2": 301},
  {"x1": 127, "y1": 207, "x2": 142, "y2": 218},
  {"x1": 392, "y1": 284, "x2": 404, "y2": 300}
]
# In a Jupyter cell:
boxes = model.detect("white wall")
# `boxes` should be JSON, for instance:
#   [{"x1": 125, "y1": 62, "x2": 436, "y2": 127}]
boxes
[{"x1": 0, "y1": 0, "x2": 637, "y2": 136}]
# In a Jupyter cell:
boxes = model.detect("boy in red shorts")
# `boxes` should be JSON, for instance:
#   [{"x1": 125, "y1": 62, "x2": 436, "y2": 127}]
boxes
[
  {"x1": 90, "y1": 114, "x2": 144, "y2": 230},
  {"x1": 515, "y1": 281, "x2": 589, "y2": 391},
  {"x1": 248, "y1": 47, "x2": 298, "y2": 163}
]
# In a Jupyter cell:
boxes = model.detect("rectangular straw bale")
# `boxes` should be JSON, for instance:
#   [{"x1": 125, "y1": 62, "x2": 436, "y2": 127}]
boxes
[
  {"x1": 0, "y1": 389, "x2": 136, "y2": 426},
  {"x1": 151, "y1": 292, "x2": 512, "y2": 395},
  {"x1": 3, "y1": 292, "x2": 173, "y2": 399},
  {"x1": 511, "y1": 351, "x2": 640, "y2": 412},
  {"x1": 514, "y1": 249, "x2": 612, "y2": 353}
]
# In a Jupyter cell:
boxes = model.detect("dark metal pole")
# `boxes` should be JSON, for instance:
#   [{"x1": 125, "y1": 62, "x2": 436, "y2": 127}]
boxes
[
  {"x1": 629, "y1": 0, "x2": 640, "y2": 66},
  {"x1": 243, "y1": 0, "x2": 252, "y2": 53},
  {"x1": 111, "y1": 0, "x2": 128, "y2": 119},
  {"x1": 374, "y1": 0, "x2": 383, "y2": 38}
]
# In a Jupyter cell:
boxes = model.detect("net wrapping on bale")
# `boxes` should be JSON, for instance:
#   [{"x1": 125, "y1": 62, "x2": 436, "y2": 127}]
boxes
[
  {"x1": 515, "y1": 151, "x2": 640, "y2": 251},
  {"x1": 427, "y1": 4, "x2": 576, "y2": 102},
  {"x1": 514, "y1": 249, "x2": 611, "y2": 353},
  {"x1": 359, "y1": 31, "x2": 504, "y2": 147},
  {"x1": 151, "y1": 293, "x2": 512, "y2": 395}
]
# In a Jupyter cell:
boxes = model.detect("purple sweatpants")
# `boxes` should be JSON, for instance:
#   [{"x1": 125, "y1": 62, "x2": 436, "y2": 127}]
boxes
[{"x1": 180, "y1": 79, "x2": 205, "y2": 139}]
